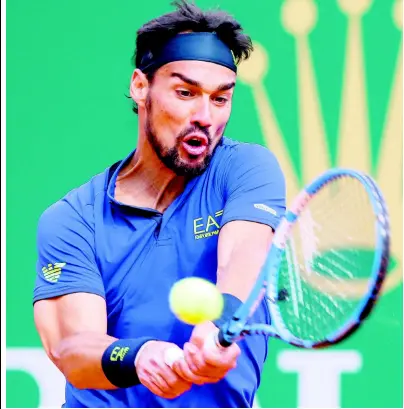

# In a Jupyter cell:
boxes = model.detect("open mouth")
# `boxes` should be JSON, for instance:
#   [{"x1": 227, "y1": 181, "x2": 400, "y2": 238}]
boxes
[
  {"x1": 186, "y1": 138, "x2": 204, "y2": 147},
  {"x1": 182, "y1": 134, "x2": 208, "y2": 156}
]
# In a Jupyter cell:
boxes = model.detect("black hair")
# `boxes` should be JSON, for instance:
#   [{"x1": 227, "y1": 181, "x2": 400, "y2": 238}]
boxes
[{"x1": 130, "y1": 0, "x2": 253, "y2": 114}]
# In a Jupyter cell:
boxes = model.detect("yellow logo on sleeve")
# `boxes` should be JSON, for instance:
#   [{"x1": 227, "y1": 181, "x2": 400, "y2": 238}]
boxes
[{"x1": 41, "y1": 263, "x2": 66, "y2": 283}]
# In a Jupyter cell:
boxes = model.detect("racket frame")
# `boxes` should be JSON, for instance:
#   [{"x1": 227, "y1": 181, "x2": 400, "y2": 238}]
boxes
[{"x1": 218, "y1": 168, "x2": 390, "y2": 348}]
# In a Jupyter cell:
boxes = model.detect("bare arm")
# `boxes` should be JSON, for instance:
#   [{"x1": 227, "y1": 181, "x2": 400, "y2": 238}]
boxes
[
  {"x1": 35, "y1": 292, "x2": 192, "y2": 397},
  {"x1": 216, "y1": 220, "x2": 274, "y2": 301},
  {"x1": 172, "y1": 220, "x2": 273, "y2": 382},
  {"x1": 34, "y1": 293, "x2": 117, "y2": 390}
]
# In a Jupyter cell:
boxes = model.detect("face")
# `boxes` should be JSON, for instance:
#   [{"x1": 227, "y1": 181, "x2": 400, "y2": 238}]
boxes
[{"x1": 136, "y1": 61, "x2": 236, "y2": 176}]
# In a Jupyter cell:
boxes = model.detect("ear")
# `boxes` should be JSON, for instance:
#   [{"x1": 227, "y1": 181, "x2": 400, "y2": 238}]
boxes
[{"x1": 130, "y1": 69, "x2": 149, "y2": 109}]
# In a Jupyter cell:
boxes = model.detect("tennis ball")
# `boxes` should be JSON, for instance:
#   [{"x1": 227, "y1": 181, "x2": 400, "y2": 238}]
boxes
[{"x1": 169, "y1": 277, "x2": 224, "y2": 325}]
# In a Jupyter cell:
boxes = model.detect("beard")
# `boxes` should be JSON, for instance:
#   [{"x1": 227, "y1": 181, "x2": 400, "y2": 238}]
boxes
[{"x1": 145, "y1": 95, "x2": 223, "y2": 177}]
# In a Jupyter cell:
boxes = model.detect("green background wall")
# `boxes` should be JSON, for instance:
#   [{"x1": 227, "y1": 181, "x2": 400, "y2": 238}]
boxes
[{"x1": 6, "y1": 0, "x2": 403, "y2": 407}]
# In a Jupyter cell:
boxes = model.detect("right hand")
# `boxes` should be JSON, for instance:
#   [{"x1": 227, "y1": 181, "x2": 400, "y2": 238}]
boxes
[
  {"x1": 135, "y1": 341, "x2": 192, "y2": 399},
  {"x1": 171, "y1": 321, "x2": 240, "y2": 384}
]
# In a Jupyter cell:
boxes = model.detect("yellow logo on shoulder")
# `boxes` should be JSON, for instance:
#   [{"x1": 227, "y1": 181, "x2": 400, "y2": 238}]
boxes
[{"x1": 42, "y1": 262, "x2": 66, "y2": 283}]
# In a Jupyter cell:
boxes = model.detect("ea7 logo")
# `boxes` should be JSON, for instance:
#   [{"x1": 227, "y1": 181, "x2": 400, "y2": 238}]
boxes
[
  {"x1": 193, "y1": 210, "x2": 223, "y2": 240},
  {"x1": 110, "y1": 346, "x2": 130, "y2": 362}
]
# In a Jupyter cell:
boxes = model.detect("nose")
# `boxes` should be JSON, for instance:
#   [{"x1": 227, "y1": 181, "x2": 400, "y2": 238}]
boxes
[{"x1": 190, "y1": 97, "x2": 213, "y2": 129}]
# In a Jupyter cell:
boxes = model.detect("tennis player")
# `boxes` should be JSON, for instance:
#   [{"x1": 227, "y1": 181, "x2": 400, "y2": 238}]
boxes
[{"x1": 33, "y1": 0, "x2": 286, "y2": 407}]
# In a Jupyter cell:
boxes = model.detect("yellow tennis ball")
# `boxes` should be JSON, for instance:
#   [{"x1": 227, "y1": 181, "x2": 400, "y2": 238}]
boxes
[{"x1": 169, "y1": 277, "x2": 224, "y2": 325}]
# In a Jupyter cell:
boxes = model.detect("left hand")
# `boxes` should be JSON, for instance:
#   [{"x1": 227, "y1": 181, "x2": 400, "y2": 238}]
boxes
[
  {"x1": 172, "y1": 321, "x2": 241, "y2": 384},
  {"x1": 136, "y1": 340, "x2": 192, "y2": 399}
]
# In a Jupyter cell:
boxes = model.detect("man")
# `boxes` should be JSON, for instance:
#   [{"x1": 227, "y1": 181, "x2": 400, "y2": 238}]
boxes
[{"x1": 33, "y1": 0, "x2": 286, "y2": 407}]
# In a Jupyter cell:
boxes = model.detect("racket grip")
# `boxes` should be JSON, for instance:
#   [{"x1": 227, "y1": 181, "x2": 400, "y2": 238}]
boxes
[{"x1": 217, "y1": 328, "x2": 233, "y2": 348}]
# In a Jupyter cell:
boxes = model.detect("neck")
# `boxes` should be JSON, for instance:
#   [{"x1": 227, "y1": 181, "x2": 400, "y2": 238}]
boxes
[{"x1": 115, "y1": 134, "x2": 187, "y2": 213}]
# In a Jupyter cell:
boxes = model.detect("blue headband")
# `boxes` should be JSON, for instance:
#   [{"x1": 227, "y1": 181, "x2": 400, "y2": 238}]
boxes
[{"x1": 138, "y1": 32, "x2": 237, "y2": 73}]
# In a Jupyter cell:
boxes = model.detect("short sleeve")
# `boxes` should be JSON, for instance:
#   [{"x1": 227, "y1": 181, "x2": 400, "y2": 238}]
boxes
[
  {"x1": 33, "y1": 199, "x2": 105, "y2": 303},
  {"x1": 221, "y1": 144, "x2": 286, "y2": 231}
]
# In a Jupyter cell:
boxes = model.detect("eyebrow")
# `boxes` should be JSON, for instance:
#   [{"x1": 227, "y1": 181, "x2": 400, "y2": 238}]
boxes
[{"x1": 170, "y1": 72, "x2": 236, "y2": 92}]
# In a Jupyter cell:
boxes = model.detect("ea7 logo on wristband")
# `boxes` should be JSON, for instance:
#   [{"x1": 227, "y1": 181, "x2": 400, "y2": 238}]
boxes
[
  {"x1": 101, "y1": 341, "x2": 142, "y2": 387},
  {"x1": 110, "y1": 346, "x2": 130, "y2": 362}
]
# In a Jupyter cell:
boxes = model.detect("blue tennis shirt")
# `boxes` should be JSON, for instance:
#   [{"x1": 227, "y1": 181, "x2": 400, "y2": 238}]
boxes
[{"x1": 34, "y1": 137, "x2": 286, "y2": 408}]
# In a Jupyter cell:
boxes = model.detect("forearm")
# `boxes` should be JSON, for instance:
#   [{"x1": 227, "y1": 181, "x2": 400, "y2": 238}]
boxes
[{"x1": 51, "y1": 332, "x2": 118, "y2": 390}]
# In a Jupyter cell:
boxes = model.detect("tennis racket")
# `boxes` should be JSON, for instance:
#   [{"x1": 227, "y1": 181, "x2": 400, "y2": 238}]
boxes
[{"x1": 165, "y1": 168, "x2": 390, "y2": 364}]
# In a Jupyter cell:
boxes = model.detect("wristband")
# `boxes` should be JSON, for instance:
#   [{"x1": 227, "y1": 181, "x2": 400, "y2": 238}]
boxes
[
  {"x1": 213, "y1": 293, "x2": 242, "y2": 328},
  {"x1": 101, "y1": 337, "x2": 155, "y2": 388}
]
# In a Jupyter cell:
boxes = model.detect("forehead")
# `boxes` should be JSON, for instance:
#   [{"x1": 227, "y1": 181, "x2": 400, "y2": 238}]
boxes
[{"x1": 155, "y1": 60, "x2": 237, "y2": 90}]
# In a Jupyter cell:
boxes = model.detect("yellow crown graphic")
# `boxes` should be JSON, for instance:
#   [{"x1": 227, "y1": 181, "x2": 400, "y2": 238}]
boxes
[
  {"x1": 42, "y1": 262, "x2": 66, "y2": 283},
  {"x1": 238, "y1": 0, "x2": 402, "y2": 297}
]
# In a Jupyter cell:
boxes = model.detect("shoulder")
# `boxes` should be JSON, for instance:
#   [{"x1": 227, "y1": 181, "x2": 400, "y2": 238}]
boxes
[
  {"x1": 211, "y1": 137, "x2": 284, "y2": 185},
  {"x1": 37, "y1": 167, "x2": 109, "y2": 234},
  {"x1": 214, "y1": 137, "x2": 282, "y2": 169}
]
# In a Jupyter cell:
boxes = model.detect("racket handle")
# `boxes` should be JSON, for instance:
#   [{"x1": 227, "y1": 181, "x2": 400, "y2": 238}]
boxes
[{"x1": 217, "y1": 328, "x2": 233, "y2": 347}]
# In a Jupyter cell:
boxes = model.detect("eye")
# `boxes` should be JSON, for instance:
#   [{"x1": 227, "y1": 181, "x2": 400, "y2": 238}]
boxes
[
  {"x1": 176, "y1": 89, "x2": 194, "y2": 98},
  {"x1": 213, "y1": 96, "x2": 228, "y2": 105}
]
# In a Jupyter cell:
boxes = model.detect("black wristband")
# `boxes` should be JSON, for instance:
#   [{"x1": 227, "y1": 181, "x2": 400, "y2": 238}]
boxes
[
  {"x1": 213, "y1": 293, "x2": 243, "y2": 328},
  {"x1": 101, "y1": 337, "x2": 155, "y2": 388}
]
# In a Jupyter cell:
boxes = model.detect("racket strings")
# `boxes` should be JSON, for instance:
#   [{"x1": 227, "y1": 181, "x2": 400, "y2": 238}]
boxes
[{"x1": 277, "y1": 176, "x2": 378, "y2": 342}]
